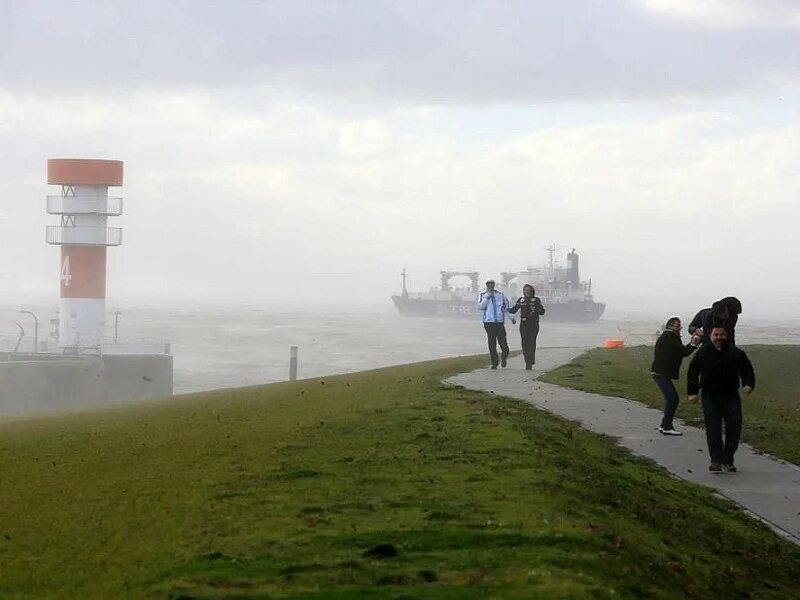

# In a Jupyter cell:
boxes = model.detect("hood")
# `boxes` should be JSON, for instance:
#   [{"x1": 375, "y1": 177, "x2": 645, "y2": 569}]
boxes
[{"x1": 720, "y1": 296, "x2": 742, "y2": 315}]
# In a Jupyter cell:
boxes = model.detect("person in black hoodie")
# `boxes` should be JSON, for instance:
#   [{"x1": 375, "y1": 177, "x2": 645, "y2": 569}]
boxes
[
  {"x1": 687, "y1": 325, "x2": 755, "y2": 473},
  {"x1": 688, "y1": 296, "x2": 742, "y2": 345},
  {"x1": 508, "y1": 284, "x2": 545, "y2": 370},
  {"x1": 651, "y1": 317, "x2": 701, "y2": 435}
]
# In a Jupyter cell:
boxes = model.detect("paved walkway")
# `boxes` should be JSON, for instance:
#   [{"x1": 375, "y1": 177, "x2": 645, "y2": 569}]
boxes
[{"x1": 446, "y1": 347, "x2": 800, "y2": 545}]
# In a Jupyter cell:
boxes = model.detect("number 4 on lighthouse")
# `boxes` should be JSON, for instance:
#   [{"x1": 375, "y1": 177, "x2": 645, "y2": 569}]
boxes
[{"x1": 61, "y1": 255, "x2": 72, "y2": 287}]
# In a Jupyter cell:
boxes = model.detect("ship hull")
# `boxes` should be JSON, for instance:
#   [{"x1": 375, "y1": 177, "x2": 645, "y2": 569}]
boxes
[{"x1": 391, "y1": 296, "x2": 605, "y2": 323}]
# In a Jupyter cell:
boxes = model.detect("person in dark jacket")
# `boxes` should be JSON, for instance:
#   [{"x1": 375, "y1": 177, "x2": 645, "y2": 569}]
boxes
[
  {"x1": 651, "y1": 317, "x2": 701, "y2": 435},
  {"x1": 688, "y1": 296, "x2": 742, "y2": 345},
  {"x1": 687, "y1": 325, "x2": 755, "y2": 473},
  {"x1": 508, "y1": 284, "x2": 545, "y2": 370}
]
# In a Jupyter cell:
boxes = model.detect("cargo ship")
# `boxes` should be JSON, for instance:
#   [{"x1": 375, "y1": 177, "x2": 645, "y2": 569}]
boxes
[{"x1": 391, "y1": 247, "x2": 605, "y2": 322}]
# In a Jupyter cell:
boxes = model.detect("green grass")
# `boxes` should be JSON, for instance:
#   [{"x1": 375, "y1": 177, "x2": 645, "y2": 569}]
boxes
[
  {"x1": 1, "y1": 354, "x2": 800, "y2": 599},
  {"x1": 540, "y1": 345, "x2": 800, "y2": 465}
]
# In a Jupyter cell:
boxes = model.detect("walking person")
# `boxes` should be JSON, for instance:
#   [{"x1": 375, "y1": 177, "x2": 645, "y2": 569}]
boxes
[
  {"x1": 477, "y1": 279, "x2": 514, "y2": 369},
  {"x1": 687, "y1": 325, "x2": 755, "y2": 473},
  {"x1": 651, "y1": 317, "x2": 700, "y2": 435},
  {"x1": 508, "y1": 284, "x2": 545, "y2": 370}
]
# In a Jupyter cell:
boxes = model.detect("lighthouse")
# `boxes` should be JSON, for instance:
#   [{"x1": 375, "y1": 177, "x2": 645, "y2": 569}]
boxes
[{"x1": 46, "y1": 159, "x2": 124, "y2": 351}]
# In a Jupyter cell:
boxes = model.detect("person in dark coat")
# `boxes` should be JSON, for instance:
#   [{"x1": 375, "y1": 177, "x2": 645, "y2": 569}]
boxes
[
  {"x1": 651, "y1": 317, "x2": 701, "y2": 435},
  {"x1": 508, "y1": 284, "x2": 545, "y2": 370},
  {"x1": 687, "y1": 325, "x2": 755, "y2": 473},
  {"x1": 688, "y1": 296, "x2": 742, "y2": 345}
]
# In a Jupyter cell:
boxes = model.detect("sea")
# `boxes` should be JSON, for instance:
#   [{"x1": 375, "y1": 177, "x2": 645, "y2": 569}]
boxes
[{"x1": 3, "y1": 302, "x2": 800, "y2": 395}]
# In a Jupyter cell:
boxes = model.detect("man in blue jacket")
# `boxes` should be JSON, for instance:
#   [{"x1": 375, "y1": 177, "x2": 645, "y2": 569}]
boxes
[
  {"x1": 651, "y1": 317, "x2": 700, "y2": 435},
  {"x1": 477, "y1": 279, "x2": 514, "y2": 369},
  {"x1": 687, "y1": 325, "x2": 755, "y2": 473}
]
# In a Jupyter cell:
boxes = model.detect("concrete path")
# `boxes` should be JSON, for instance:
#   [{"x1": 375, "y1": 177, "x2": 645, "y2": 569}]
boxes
[{"x1": 446, "y1": 347, "x2": 800, "y2": 545}]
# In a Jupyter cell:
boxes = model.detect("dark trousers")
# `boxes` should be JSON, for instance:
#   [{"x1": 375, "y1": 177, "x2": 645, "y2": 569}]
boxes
[
  {"x1": 653, "y1": 373, "x2": 680, "y2": 430},
  {"x1": 520, "y1": 323, "x2": 540, "y2": 368},
  {"x1": 483, "y1": 322, "x2": 509, "y2": 367},
  {"x1": 701, "y1": 392, "x2": 742, "y2": 465}
]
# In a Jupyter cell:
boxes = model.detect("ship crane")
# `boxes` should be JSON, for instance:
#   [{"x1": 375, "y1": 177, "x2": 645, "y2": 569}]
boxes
[{"x1": 439, "y1": 271, "x2": 479, "y2": 293}]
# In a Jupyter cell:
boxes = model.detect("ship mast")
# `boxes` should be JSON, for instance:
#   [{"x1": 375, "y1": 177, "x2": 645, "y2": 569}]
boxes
[
  {"x1": 400, "y1": 268, "x2": 408, "y2": 297},
  {"x1": 545, "y1": 244, "x2": 557, "y2": 278}
]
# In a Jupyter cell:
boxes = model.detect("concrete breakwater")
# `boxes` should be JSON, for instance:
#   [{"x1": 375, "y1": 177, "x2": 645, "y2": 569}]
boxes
[{"x1": 0, "y1": 352, "x2": 172, "y2": 416}]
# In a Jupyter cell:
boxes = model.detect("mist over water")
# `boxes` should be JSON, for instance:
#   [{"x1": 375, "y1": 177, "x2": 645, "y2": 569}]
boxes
[
  {"x1": 133, "y1": 310, "x2": 800, "y2": 394},
  {"x1": 4, "y1": 303, "x2": 799, "y2": 398}
]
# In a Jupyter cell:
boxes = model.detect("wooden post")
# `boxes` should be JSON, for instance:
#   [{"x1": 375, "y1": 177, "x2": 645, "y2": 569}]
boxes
[{"x1": 289, "y1": 346, "x2": 298, "y2": 381}]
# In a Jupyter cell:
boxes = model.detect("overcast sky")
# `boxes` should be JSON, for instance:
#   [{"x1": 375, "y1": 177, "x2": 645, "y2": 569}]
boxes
[{"x1": 1, "y1": 0, "x2": 799, "y2": 318}]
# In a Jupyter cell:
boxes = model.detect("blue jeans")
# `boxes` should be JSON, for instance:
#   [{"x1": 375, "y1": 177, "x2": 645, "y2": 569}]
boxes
[
  {"x1": 653, "y1": 373, "x2": 679, "y2": 430},
  {"x1": 701, "y1": 392, "x2": 742, "y2": 465}
]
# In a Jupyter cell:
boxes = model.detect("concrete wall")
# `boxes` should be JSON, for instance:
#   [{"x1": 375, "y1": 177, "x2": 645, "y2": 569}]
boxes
[
  {"x1": 0, "y1": 353, "x2": 172, "y2": 416},
  {"x1": 101, "y1": 354, "x2": 173, "y2": 403}
]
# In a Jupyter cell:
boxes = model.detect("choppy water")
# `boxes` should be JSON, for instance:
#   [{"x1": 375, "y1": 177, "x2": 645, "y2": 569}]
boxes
[{"x1": 2, "y1": 304, "x2": 800, "y2": 395}]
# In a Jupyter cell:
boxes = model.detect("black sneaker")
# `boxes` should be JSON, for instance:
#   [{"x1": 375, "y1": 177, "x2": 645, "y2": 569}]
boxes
[
  {"x1": 490, "y1": 365, "x2": 498, "y2": 370},
  {"x1": 709, "y1": 462, "x2": 723, "y2": 473},
  {"x1": 500, "y1": 356, "x2": 507, "y2": 368},
  {"x1": 722, "y1": 464, "x2": 737, "y2": 473}
]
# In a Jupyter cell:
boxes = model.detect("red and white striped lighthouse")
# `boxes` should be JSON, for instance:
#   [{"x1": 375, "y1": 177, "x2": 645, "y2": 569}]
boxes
[{"x1": 46, "y1": 159, "x2": 124, "y2": 351}]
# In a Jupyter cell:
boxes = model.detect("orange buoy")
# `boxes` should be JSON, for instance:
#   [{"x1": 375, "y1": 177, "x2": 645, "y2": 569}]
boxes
[{"x1": 603, "y1": 339, "x2": 625, "y2": 348}]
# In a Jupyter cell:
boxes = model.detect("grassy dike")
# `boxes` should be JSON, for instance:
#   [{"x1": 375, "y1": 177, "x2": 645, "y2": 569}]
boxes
[
  {"x1": 540, "y1": 345, "x2": 800, "y2": 465},
  {"x1": 1, "y1": 354, "x2": 800, "y2": 599}
]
